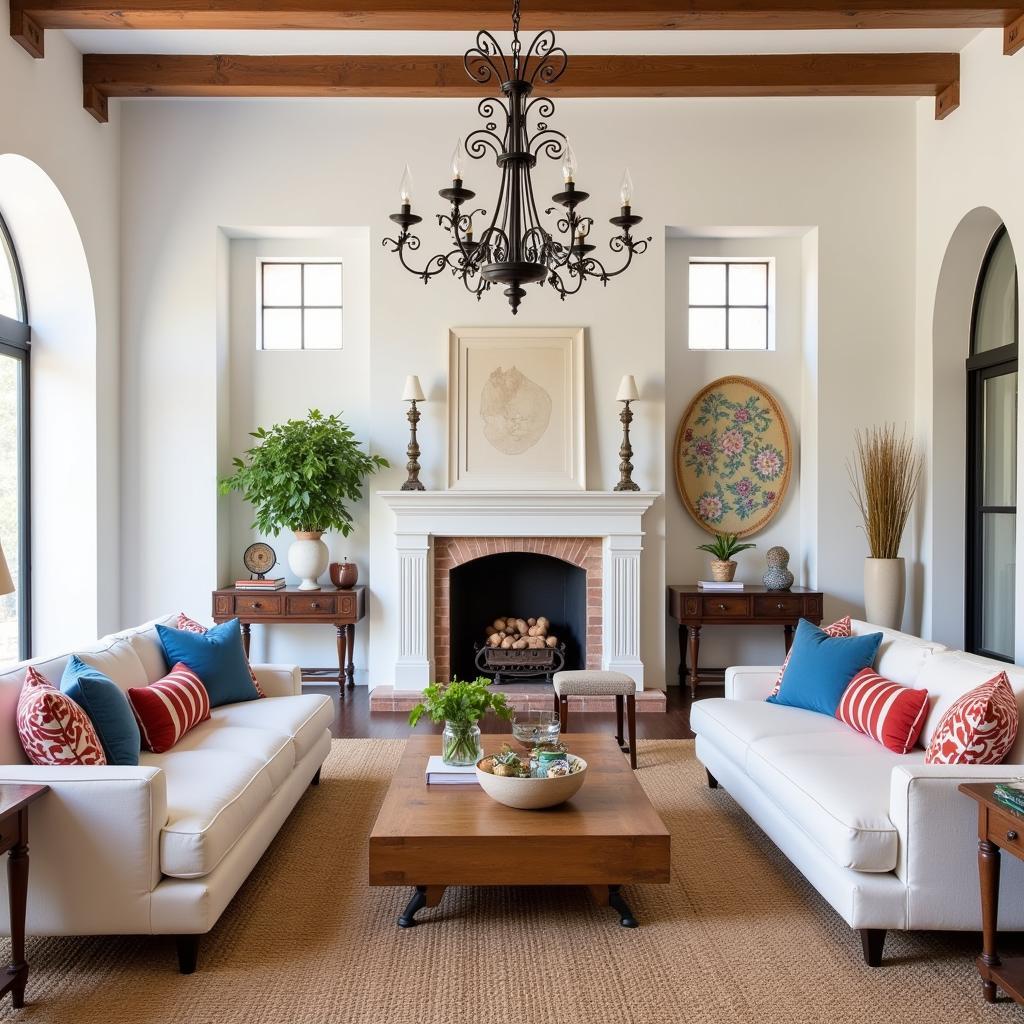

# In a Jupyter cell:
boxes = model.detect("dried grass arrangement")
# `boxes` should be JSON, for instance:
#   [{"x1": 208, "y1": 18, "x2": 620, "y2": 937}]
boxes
[{"x1": 847, "y1": 425, "x2": 922, "y2": 559}]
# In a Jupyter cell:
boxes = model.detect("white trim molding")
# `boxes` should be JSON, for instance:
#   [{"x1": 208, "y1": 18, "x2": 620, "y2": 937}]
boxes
[{"x1": 380, "y1": 490, "x2": 658, "y2": 690}]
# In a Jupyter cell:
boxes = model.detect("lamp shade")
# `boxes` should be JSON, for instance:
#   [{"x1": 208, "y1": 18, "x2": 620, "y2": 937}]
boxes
[
  {"x1": 616, "y1": 374, "x2": 640, "y2": 402},
  {"x1": 0, "y1": 540, "x2": 13, "y2": 598},
  {"x1": 402, "y1": 375, "x2": 426, "y2": 402}
]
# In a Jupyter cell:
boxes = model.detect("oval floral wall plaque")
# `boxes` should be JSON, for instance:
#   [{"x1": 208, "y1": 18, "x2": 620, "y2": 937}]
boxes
[{"x1": 674, "y1": 376, "x2": 792, "y2": 538}]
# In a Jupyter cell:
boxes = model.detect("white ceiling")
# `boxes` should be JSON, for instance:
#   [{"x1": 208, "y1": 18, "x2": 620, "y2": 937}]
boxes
[{"x1": 63, "y1": 28, "x2": 980, "y2": 56}]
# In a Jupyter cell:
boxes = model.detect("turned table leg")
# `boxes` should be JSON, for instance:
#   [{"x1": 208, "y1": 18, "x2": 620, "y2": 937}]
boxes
[
  {"x1": 687, "y1": 626, "x2": 701, "y2": 700},
  {"x1": 6, "y1": 814, "x2": 29, "y2": 1008},
  {"x1": 336, "y1": 626, "x2": 348, "y2": 693},
  {"x1": 240, "y1": 621, "x2": 252, "y2": 659},
  {"x1": 978, "y1": 838, "x2": 1002, "y2": 1002},
  {"x1": 346, "y1": 624, "x2": 356, "y2": 688},
  {"x1": 784, "y1": 623, "x2": 795, "y2": 654}
]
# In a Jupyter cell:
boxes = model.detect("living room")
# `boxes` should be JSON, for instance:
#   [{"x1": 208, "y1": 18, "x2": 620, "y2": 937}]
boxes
[{"x1": 0, "y1": 2, "x2": 1023, "y2": 1020}]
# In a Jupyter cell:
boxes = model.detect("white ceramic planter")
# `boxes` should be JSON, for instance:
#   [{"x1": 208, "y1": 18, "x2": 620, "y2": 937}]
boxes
[
  {"x1": 864, "y1": 557, "x2": 905, "y2": 630},
  {"x1": 288, "y1": 531, "x2": 329, "y2": 591}
]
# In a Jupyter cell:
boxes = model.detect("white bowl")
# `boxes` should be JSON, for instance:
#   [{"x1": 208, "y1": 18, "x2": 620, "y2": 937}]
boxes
[{"x1": 475, "y1": 756, "x2": 588, "y2": 810}]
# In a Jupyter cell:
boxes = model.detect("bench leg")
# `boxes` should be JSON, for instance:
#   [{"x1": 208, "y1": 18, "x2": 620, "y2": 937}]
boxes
[
  {"x1": 558, "y1": 694, "x2": 569, "y2": 734},
  {"x1": 626, "y1": 694, "x2": 637, "y2": 770},
  {"x1": 615, "y1": 694, "x2": 625, "y2": 747}
]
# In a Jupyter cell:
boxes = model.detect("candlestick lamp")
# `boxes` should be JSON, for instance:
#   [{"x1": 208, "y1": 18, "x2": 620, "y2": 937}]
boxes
[
  {"x1": 401, "y1": 375, "x2": 427, "y2": 491},
  {"x1": 613, "y1": 374, "x2": 640, "y2": 492}
]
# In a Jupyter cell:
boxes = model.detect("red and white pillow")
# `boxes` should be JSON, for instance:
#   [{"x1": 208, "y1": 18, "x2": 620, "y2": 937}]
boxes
[
  {"x1": 768, "y1": 615, "x2": 852, "y2": 699},
  {"x1": 836, "y1": 669, "x2": 929, "y2": 754},
  {"x1": 17, "y1": 667, "x2": 107, "y2": 766},
  {"x1": 177, "y1": 613, "x2": 266, "y2": 698},
  {"x1": 925, "y1": 671, "x2": 1019, "y2": 765},
  {"x1": 128, "y1": 663, "x2": 211, "y2": 753}
]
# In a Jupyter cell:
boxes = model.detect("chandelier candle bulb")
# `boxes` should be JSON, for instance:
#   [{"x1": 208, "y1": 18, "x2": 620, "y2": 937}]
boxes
[
  {"x1": 398, "y1": 165, "x2": 413, "y2": 205},
  {"x1": 451, "y1": 139, "x2": 466, "y2": 182},
  {"x1": 562, "y1": 141, "x2": 578, "y2": 184},
  {"x1": 620, "y1": 168, "x2": 634, "y2": 208}
]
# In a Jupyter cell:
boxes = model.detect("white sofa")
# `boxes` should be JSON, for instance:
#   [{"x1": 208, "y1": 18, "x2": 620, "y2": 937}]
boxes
[
  {"x1": 692, "y1": 619, "x2": 1024, "y2": 966},
  {"x1": 0, "y1": 614, "x2": 333, "y2": 972}
]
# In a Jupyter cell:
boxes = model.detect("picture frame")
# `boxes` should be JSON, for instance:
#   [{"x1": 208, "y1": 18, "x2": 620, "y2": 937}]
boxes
[{"x1": 448, "y1": 326, "x2": 586, "y2": 490}]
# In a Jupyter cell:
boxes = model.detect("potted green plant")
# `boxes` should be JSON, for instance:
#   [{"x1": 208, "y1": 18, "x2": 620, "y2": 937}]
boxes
[
  {"x1": 409, "y1": 678, "x2": 515, "y2": 766},
  {"x1": 697, "y1": 532, "x2": 756, "y2": 582},
  {"x1": 220, "y1": 409, "x2": 388, "y2": 591}
]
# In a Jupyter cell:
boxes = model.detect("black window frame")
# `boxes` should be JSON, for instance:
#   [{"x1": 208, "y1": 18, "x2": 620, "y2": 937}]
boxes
[
  {"x1": 965, "y1": 225, "x2": 1018, "y2": 663},
  {"x1": 687, "y1": 258, "x2": 772, "y2": 351},
  {"x1": 259, "y1": 260, "x2": 343, "y2": 351},
  {"x1": 0, "y1": 213, "x2": 31, "y2": 662}
]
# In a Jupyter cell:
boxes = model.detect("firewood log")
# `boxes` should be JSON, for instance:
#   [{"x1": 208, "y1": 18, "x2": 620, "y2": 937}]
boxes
[
  {"x1": 487, "y1": 633, "x2": 502, "y2": 647},
  {"x1": 537, "y1": 617, "x2": 549, "y2": 632},
  {"x1": 500, "y1": 636, "x2": 514, "y2": 649},
  {"x1": 492, "y1": 618, "x2": 507, "y2": 633},
  {"x1": 512, "y1": 638, "x2": 528, "y2": 650},
  {"x1": 515, "y1": 618, "x2": 528, "y2": 636},
  {"x1": 545, "y1": 635, "x2": 558, "y2": 648},
  {"x1": 527, "y1": 617, "x2": 537, "y2": 627}
]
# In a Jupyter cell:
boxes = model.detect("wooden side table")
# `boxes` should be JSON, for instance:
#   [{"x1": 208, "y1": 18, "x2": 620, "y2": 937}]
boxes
[
  {"x1": 213, "y1": 585, "x2": 366, "y2": 690},
  {"x1": 960, "y1": 783, "x2": 1024, "y2": 1005},
  {"x1": 0, "y1": 784, "x2": 48, "y2": 1008},
  {"x1": 666, "y1": 584, "x2": 824, "y2": 698}
]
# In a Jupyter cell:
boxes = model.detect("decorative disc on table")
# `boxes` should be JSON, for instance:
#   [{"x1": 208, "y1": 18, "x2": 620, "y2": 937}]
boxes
[{"x1": 674, "y1": 376, "x2": 791, "y2": 538}]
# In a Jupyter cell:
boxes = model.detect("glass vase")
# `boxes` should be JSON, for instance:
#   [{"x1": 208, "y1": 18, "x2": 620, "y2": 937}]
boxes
[{"x1": 442, "y1": 721, "x2": 482, "y2": 766}]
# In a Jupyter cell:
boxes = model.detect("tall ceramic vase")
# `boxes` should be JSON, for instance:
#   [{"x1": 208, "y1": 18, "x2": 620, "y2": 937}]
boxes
[
  {"x1": 863, "y1": 557, "x2": 905, "y2": 630},
  {"x1": 288, "y1": 531, "x2": 329, "y2": 591}
]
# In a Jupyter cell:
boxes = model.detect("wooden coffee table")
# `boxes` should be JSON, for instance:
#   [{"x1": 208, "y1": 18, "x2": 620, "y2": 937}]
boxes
[{"x1": 369, "y1": 733, "x2": 670, "y2": 927}]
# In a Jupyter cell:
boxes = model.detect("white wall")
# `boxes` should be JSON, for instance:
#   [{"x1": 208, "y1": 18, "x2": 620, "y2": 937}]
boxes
[
  {"x1": 665, "y1": 233, "x2": 815, "y2": 675},
  {"x1": 915, "y1": 29, "x2": 1024, "y2": 661},
  {"x1": 0, "y1": 23, "x2": 120, "y2": 652},
  {"x1": 118, "y1": 95, "x2": 918, "y2": 688}
]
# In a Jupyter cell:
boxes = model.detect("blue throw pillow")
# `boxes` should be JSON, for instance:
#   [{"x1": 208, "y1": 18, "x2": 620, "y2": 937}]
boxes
[
  {"x1": 156, "y1": 618, "x2": 260, "y2": 708},
  {"x1": 767, "y1": 619, "x2": 883, "y2": 717},
  {"x1": 61, "y1": 655, "x2": 141, "y2": 766}
]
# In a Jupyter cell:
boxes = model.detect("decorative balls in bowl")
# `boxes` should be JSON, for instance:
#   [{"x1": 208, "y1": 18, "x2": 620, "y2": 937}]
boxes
[{"x1": 476, "y1": 749, "x2": 587, "y2": 810}]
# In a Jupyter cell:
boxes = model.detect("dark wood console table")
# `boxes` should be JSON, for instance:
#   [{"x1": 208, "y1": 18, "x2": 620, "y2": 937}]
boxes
[
  {"x1": 666, "y1": 584, "x2": 823, "y2": 699},
  {"x1": 0, "y1": 784, "x2": 48, "y2": 1008},
  {"x1": 213, "y1": 585, "x2": 366, "y2": 690}
]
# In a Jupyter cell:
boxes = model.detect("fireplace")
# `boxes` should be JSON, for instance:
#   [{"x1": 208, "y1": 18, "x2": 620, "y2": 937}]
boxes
[{"x1": 450, "y1": 551, "x2": 586, "y2": 683}]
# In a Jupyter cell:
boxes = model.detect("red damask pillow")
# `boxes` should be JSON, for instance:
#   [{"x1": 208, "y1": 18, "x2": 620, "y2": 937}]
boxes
[
  {"x1": 177, "y1": 613, "x2": 266, "y2": 698},
  {"x1": 17, "y1": 667, "x2": 107, "y2": 766},
  {"x1": 925, "y1": 672, "x2": 1019, "y2": 765},
  {"x1": 768, "y1": 615, "x2": 852, "y2": 699}
]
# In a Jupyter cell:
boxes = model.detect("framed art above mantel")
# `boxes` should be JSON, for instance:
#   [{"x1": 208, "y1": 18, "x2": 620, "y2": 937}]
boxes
[{"x1": 447, "y1": 326, "x2": 586, "y2": 490}]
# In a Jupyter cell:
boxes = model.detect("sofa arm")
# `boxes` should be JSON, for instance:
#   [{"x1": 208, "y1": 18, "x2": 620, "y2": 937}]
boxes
[
  {"x1": 890, "y1": 764, "x2": 1024, "y2": 929},
  {"x1": 724, "y1": 666, "x2": 781, "y2": 702},
  {"x1": 251, "y1": 664, "x2": 302, "y2": 697},
  {"x1": 0, "y1": 765, "x2": 167, "y2": 935}
]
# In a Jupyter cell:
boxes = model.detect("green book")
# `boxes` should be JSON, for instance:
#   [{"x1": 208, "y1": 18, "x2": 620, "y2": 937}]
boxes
[{"x1": 995, "y1": 791, "x2": 1024, "y2": 817}]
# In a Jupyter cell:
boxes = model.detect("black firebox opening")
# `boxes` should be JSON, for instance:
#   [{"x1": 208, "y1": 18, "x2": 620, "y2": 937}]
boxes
[{"x1": 449, "y1": 552, "x2": 587, "y2": 684}]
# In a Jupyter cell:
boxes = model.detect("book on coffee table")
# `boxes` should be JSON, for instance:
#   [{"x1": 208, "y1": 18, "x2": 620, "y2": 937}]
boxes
[{"x1": 424, "y1": 756, "x2": 479, "y2": 786}]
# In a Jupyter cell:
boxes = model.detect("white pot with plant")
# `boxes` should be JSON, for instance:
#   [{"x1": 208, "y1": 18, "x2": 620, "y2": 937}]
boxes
[
  {"x1": 697, "y1": 532, "x2": 756, "y2": 583},
  {"x1": 220, "y1": 409, "x2": 388, "y2": 591},
  {"x1": 847, "y1": 424, "x2": 921, "y2": 630}
]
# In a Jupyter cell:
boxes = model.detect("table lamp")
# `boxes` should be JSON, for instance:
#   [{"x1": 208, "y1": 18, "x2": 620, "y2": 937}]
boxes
[
  {"x1": 401, "y1": 375, "x2": 427, "y2": 491},
  {"x1": 614, "y1": 374, "x2": 641, "y2": 492}
]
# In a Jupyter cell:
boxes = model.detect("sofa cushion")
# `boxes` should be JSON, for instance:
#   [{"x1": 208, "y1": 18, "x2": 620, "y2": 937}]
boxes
[
  {"x1": 156, "y1": 619, "x2": 260, "y2": 708},
  {"x1": 210, "y1": 693, "x2": 333, "y2": 762},
  {"x1": 177, "y1": 613, "x2": 266, "y2": 697},
  {"x1": 850, "y1": 619, "x2": 946, "y2": 689},
  {"x1": 925, "y1": 671, "x2": 1019, "y2": 765},
  {"x1": 17, "y1": 667, "x2": 107, "y2": 766},
  {"x1": 61, "y1": 655, "x2": 142, "y2": 765},
  {"x1": 746, "y1": 731, "x2": 923, "y2": 872},
  {"x1": 769, "y1": 616, "x2": 851, "y2": 699},
  {"x1": 144, "y1": 726, "x2": 294, "y2": 878},
  {"x1": 692, "y1": 696, "x2": 853, "y2": 769},
  {"x1": 128, "y1": 663, "x2": 211, "y2": 754},
  {"x1": 836, "y1": 668, "x2": 929, "y2": 755}
]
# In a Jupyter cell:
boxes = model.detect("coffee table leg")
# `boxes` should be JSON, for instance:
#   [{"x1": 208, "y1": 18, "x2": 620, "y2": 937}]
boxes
[
  {"x1": 398, "y1": 885, "x2": 445, "y2": 927},
  {"x1": 589, "y1": 884, "x2": 638, "y2": 927}
]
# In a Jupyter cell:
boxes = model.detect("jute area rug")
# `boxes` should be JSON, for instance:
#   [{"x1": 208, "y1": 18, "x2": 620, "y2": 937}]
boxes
[{"x1": 0, "y1": 739, "x2": 1018, "y2": 1024}]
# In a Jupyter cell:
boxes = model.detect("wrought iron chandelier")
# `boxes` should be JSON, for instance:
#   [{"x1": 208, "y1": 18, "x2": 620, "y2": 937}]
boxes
[{"x1": 384, "y1": 0, "x2": 650, "y2": 314}]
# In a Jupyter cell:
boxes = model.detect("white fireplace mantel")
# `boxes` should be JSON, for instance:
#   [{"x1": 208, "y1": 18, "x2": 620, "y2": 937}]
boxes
[{"x1": 379, "y1": 490, "x2": 658, "y2": 690}]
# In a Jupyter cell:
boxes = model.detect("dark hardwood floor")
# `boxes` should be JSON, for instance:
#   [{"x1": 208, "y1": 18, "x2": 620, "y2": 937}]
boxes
[{"x1": 315, "y1": 684, "x2": 722, "y2": 740}]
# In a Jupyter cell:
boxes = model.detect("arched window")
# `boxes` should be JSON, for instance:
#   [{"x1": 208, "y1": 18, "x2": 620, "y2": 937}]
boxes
[
  {"x1": 966, "y1": 226, "x2": 1018, "y2": 662},
  {"x1": 0, "y1": 214, "x2": 29, "y2": 665}
]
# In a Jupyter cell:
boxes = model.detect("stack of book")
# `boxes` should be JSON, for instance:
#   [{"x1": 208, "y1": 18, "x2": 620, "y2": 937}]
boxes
[
  {"x1": 234, "y1": 578, "x2": 286, "y2": 591},
  {"x1": 994, "y1": 782, "x2": 1024, "y2": 816},
  {"x1": 697, "y1": 580, "x2": 745, "y2": 591},
  {"x1": 424, "y1": 756, "x2": 479, "y2": 786}
]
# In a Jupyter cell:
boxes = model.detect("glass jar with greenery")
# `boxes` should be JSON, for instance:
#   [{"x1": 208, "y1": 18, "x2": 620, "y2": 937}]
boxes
[{"x1": 409, "y1": 678, "x2": 514, "y2": 766}]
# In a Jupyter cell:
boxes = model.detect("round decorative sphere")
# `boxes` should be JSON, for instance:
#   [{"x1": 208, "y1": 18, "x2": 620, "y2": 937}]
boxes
[{"x1": 763, "y1": 545, "x2": 794, "y2": 591}]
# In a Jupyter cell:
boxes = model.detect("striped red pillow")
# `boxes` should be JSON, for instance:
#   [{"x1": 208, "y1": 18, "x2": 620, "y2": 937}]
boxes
[
  {"x1": 836, "y1": 668, "x2": 929, "y2": 754},
  {"x1": 177, "y1": 613, "x2": 266, "y2": 698},
  {"x1": 768, "y1": 615, "x2": 852, "y2": 699},
  {"x1": 128, "y1": 663, "x2": 211, "y2": 753}
]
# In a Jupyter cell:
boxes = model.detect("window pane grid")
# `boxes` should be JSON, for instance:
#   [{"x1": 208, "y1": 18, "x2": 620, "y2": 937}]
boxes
[
  {"x1": 688, "y1": 260, "x2": 770, "y2": 351},
  {"x1": 260, "y1": 262, "x2": 342, "y2": 350}
]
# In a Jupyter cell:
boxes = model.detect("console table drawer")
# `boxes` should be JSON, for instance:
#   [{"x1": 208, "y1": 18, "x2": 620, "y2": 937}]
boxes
[
  {"x1": 988, "y1": 805, "x2": 1024, "y2": 853},
  {"x1": 233, "y1": 594, "x2": 284, "y2": 616},
  {"x1": 701, "y1": 596, "x2": 751, "y2": 617},
  {"x1": 286, "y1": 595, "x2": 337, "y2": 616},
  {"x1": 753, "y1": 594, "x2": 804, "y2": 617}
]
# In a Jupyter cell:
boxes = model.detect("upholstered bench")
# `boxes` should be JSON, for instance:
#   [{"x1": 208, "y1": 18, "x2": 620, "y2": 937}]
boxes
[{"x1": 553, "y1": 670, "x2": 637, "y2": 769}]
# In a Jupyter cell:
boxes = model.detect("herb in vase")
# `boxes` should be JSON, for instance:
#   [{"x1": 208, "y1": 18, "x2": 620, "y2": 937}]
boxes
[{"x1": 409, "y1": 678, "x2": 515, "y2": 766}]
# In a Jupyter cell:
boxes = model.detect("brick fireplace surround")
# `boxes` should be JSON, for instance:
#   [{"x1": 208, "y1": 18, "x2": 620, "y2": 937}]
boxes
[{"x1": 433, "y1": 535, "x2": 603, "y2": 684}]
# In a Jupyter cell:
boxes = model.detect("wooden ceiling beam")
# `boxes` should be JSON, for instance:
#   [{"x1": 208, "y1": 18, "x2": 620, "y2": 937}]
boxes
[
  {"x1": 82, "y1": 51, "x2": 960, "y2": 122},
  {"x1": 13, "y1": 1, "x2": 1024, "y2": 57}
]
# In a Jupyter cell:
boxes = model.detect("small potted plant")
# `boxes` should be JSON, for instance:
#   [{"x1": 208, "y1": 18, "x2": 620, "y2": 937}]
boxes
[
  {"x1": 220, "y1": 409, "x2": 388, "y2": 590},
  {"x1": 697, "y1": 532, "x2": 756, "y2": 582},
  {"x1": 409, "y1": 678, "x2": 514, "y2": 766}
]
